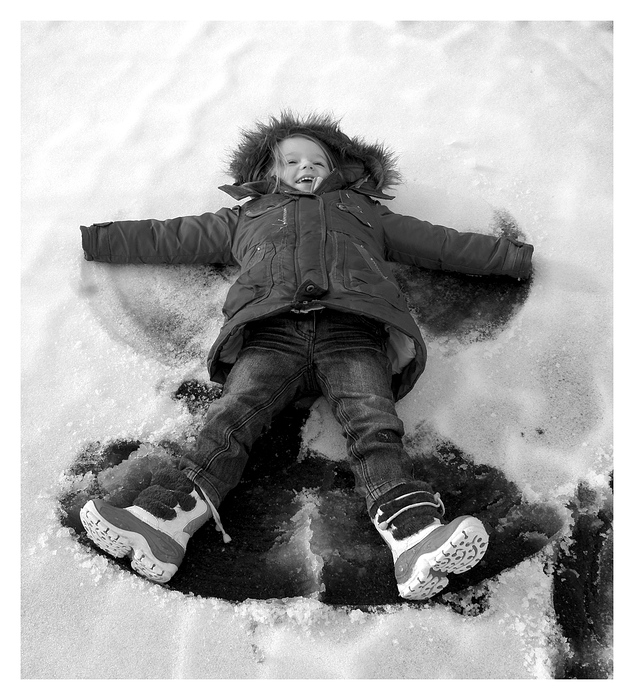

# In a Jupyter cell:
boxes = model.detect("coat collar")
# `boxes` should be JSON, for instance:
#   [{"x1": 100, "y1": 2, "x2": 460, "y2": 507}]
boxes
[{"x1": 219, "y1": 170, "x2": 394, "y2": 202}]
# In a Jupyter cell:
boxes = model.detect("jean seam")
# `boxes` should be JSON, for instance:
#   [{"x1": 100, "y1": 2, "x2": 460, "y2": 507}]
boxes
[
  {"x1": 315, "y1": 367, "x2": 379, "y2": 503},
  {"x1": 201, "y1": 365, "x2": 310, "y2": 472}
]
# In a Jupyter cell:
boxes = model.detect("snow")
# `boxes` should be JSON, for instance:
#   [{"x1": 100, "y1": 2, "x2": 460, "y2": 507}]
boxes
[{"x1": 19, "y1": 15, "x2": 616, "y2": 683}]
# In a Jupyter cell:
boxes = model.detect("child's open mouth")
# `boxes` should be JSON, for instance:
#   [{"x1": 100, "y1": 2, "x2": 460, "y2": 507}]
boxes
[{"x1": 295, "y1": 176, "x2": 323, "y2": 193}]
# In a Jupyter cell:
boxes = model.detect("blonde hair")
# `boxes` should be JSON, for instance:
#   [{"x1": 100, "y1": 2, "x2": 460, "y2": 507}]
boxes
[{"x1": 266, "y1": 134, "x2": 337, "y2": 192}]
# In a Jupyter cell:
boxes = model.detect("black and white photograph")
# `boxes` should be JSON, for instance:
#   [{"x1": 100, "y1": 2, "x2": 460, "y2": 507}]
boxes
[{"x1": 19, "y1": 10, "x2": 618, "y2": 683}]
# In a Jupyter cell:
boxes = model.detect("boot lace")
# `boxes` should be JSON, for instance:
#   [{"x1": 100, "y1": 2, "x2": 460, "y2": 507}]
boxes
[{"x1": 196, "y1": 488, "x2": 231, "y2": 543}]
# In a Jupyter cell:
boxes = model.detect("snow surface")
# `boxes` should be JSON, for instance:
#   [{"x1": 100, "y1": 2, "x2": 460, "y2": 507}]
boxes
[{"x1": 20, "y1": 19, "x2": 613, "y2": 681}]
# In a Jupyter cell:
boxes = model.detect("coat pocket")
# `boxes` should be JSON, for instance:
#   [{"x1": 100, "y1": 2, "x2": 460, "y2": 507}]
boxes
[
  {"x1": 342, "y1": 241, "x2": 405, "y2": 309},
  {"x1": 335, "y1": 203, "x2": 374, "y2": 228},
  {"x1": 223, "y1": 242, "x2": 275, "y2": 319},
  {"x1": 335, "y1": 192, "x2": 375, "y2": 228},
  {"x1": 354, "y1": 242, "x2": 387, "y2": 278},
  {"x1": 240, "y1": 241, "x2": 272, "y2": 272},
  {"x1": 243, "y1": 196, "x2": 292, "y2": 218}
]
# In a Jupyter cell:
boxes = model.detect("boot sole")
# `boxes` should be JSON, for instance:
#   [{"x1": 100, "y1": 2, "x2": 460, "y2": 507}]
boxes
[
  {"x1": 80, "y1": 499, "x2": 184, "y2": 583},
  {"x1": 395, "y1": 516, "x2": 489, "y2": 601}
]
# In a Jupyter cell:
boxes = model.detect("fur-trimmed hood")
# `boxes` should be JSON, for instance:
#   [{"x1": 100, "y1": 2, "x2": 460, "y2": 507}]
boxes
[{"x1": 224, "y1": 111, "x2": 402, "y2": 195}]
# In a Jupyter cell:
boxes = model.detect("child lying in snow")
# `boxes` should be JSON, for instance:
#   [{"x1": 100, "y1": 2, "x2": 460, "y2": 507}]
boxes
[{"x1": 79, "y1": 112, "x2": 533, "y2": 600}]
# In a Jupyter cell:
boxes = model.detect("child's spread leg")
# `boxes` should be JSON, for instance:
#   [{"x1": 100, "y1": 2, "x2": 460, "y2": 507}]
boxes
[
  {"x1": 312, "y1": 310, "x2": 488, "y2": 600},
  {"x1": 179, "y1": 314, "x2": 313, "y2": 508},
  {"x1": 312, "y1": 310, "x2": 412, "y2": 509}
]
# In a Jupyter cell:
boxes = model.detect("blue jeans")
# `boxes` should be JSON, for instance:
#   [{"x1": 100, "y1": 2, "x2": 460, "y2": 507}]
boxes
[{"x1": 180, "y1": 309, "x2": 412, "y2": 514}]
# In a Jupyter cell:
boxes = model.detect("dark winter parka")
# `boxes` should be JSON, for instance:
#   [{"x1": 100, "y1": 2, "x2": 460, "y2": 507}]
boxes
[{"x1": 81, "y1": 113, "x2": 534, "y2": 401}]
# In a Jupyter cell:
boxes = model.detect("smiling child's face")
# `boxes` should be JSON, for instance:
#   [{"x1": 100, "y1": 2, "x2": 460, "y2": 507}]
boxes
[{"x1": 275, "y1": 136, "x2": 332, "y2": 192}]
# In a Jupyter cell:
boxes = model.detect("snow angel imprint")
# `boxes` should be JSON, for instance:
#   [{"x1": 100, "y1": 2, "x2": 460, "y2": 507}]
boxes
[{"x1": 77, "y1": 112, "x2": 534, "y2": 602}]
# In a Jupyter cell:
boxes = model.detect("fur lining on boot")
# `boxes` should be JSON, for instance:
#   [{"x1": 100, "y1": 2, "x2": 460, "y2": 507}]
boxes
[{"x1": 132, "y1": 466, "x2": 197, "y2": 519}]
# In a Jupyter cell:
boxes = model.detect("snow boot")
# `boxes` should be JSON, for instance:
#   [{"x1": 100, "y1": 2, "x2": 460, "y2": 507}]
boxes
[
  {"x1": 80, "y1": 466, "x2": 228, "y2": 583},
  {"x1": 373, "y1": 484, "x2": 489, "y2": 601}
]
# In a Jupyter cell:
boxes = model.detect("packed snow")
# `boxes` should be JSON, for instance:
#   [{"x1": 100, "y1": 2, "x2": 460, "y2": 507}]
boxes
[{"x1": 21, "y1": 18, "x2": 614, "y2": 681}]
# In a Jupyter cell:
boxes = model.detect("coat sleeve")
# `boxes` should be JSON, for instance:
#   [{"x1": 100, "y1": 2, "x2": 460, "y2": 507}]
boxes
[
  {"x1": 80, "y1": 208, "x2": 240, "y2": 265},
  {"x1": 377, "y1": 205, "x2": 534, "y2": 280}
]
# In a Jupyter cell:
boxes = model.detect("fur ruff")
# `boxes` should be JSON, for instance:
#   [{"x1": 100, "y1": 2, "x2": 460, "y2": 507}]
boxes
[{"x1": 226, "y1": 111, "x2": 402, "y2": 191}]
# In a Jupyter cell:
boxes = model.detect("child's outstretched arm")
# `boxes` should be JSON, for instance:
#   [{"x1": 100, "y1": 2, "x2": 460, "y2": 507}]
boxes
[
  {"x1": 80, "y1": 208, "x2": 239, "y2": 266},
  {"x1": 378, "y1": 205, "x2": 533, "y2": 280}
]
